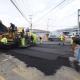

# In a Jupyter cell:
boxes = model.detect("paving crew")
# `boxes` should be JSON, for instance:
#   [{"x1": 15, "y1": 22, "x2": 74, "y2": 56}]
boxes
[
  {"x1": 71, "y1": 33, "x2": 75, "y2": 45},
  {"x1": 71, "y1": 34, "x2": 76, "y2": 52},
  {"x1": 31, "y1": 35, "x2": 34, "y2": 43},
  {"x1": 20, "y1": 29, "x2": 26, "y2": 47},
  {"x1": 39, "y1": 36, "x2": 42, "y2": 44},
  {"x1": 31, "y1": 33, "x2": 37, "y2": 45},
  {"x1": 9, "y1": 23, "x2": 16, "y2": 39},
  {"x1": 0, "y1": 35, "x2": 8, "y2": 45},
  {"x1": 60, "y1": 34, "x2": 65, "y2": 45},
  {"x1": 73, "y1": 38, "x2": 80, "y2": 63},
  {"x1": 21, "y1": 36, "x2": 26, "y2": 47},
  {"x1": 69, "y1": 38, "x2": 80, "y2": 71},
  {"x1": 33, "y1": 33, "x2": 37, "y2": 45}
]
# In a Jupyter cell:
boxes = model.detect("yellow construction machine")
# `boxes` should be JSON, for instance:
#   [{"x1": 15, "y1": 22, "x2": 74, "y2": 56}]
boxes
[{"x1": 0, "y1": 22, "x2": 28, "y2": 48}]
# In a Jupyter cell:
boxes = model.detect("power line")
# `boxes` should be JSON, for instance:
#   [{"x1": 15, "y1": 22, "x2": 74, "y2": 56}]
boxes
[
  {"x1": 35, "y1": 0, "x2": 67, "y2": 22},
  {"x1": 10, "y1": 0, "x2": 30, "y2": 23}
]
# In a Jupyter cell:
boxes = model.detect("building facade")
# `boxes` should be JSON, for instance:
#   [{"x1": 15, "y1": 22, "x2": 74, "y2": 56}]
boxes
[{"x1": 31, "y1": 29, "x2": 50, "y2": 41}]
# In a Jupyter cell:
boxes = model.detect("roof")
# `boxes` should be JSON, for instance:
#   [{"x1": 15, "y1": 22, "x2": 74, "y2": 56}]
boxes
[
  {"x1": 30, "y1": 29, "x2": 50, "y2": 33},
  {"x1": 56, "y1": 27, "x2": 78, "y2": 32}
]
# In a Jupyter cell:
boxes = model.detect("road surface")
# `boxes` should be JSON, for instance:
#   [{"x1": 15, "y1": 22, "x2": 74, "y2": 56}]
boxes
[{"x1": 0, "y1": 41, "x2": 79, "y2": 80}]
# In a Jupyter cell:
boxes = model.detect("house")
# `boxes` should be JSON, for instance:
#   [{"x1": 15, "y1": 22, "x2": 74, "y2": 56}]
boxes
[{"x1": 31, "y1": 29, "x2": 50, "y2": 41}]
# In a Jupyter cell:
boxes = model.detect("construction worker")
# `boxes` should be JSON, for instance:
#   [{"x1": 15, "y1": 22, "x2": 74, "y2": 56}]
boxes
[
  {"x1": 39, "y1": 36, "x2": 42, "y2": 44},
  {"x1": 71, "y1": 34, "x2": 75, "y2": 44},
  {"x1": 20, "y1": 29, "x2": 26, "y2": 47},
  {"x1": 31, "y1": 35, "x2": 34, "y2": 43},
  {"x1": 71, "y1": 34, "x2": 76, "y2": 52},
  {"x1": 21, "y1": 37, "x2": 26, "y2": 47},
  {"x1": 31, "y1": 33, "x2": 37, "y2": 45},
  {"x1": 69, "y1": 38, "x2": 80, "y2": 71},
  {"x1": 33, "y1": 33, "x2": 37, "y2": 45},
  {"x1": 9, "y1": 23, "x2": 16, "y2": 32},
  {"x1": 0, "y1": 35, "x2": 8, "y2": 45},
  {"x1": 60, "y1": 34, "x2": 65, "y2": 45},
  {"x1": 74, "y1": 38, "x2": 80, "y2": 62},
  {"x1": 9, "y1": 23, "x2": 17, "y2": 39}
]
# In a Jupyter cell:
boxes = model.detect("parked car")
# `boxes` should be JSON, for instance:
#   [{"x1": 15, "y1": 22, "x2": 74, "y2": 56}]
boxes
[{"x1": 48, "y1": 35, "x2": 59, "y2": 41}]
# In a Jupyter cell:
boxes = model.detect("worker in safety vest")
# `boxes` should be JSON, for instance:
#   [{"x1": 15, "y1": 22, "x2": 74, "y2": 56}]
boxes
[
  {"x1": 39, "y1": 36, "x2": 42, "y2": 44},
  {"x1": 0, "y1": 35, "x2": 8, "y2": 44},
  {"x1": 71, "y1": 34, "x2": 75, "y2": 45},
  {"x1": 71, "y1": 34, "x2": 76, "y2": 52},
  {"x1": 21, "y1": 37, "x2": 26, "y2": 47},
  {"x1": 60, "y1": 34, "x2": 65, "y2": 45},
  {"x1": 20, "y1": 29, "x2": 26, "y2": 47},
  {"x1": 31, "y1": 33, "x2": 37, "y2": 45}
]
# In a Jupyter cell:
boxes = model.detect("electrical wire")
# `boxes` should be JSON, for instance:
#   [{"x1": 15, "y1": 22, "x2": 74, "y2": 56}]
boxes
[
  {"x1": 34, "y1": 0, "x2": 67, "y2": 22},
  {"x1": 10, "y1": 0, "x2": 75, "y2": 27},
  {"x1": 35, "y1": 0, "x2": 75, "y2": 24},
  {"x1": 10, "y1": 0, "x2": 30, "y2": 23}
]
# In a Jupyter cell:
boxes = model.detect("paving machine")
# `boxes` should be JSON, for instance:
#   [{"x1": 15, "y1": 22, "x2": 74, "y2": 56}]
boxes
[{"x1": 0, "y1": 22, "x2": 30, "y2": 48}]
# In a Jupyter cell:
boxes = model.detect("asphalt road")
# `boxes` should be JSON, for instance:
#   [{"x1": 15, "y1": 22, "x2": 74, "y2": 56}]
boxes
[
  {"x1": 2, "y1": 42, "x2": 72, "y2": 75},
  {"x1": 0, "y1": 41, "x2": 78, "y2": 80}
]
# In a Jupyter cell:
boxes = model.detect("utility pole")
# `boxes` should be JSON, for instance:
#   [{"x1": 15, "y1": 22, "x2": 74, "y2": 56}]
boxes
[
  {"x1": 29, "y1": 15, "x2": 32, "y2": 32},
  {"x1": 47, "y1": 19, "x2": 49, "y2": 32},
  {"x1": 78, "y1": 9, "x2": 80, "y2": 36},
  {"x1": 46, "y1": 18, "x2": 50, "y2": 40},
  {"x1": 47, "y1": 18, "x2": 50, "y2": 32}
]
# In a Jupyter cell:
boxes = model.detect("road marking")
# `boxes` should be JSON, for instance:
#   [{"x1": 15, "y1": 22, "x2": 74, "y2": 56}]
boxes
[{"x1": 0, "y1": 76, "x2": 5, "y2": 80}]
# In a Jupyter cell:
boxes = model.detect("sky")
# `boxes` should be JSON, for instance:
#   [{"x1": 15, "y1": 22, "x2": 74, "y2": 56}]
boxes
[{"x1": 0, "y1": 0, "x2": 80, "y2": 31}]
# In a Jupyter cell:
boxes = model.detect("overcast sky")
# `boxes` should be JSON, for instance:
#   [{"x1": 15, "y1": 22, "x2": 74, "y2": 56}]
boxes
[{"x1": 0, "y1": 0, "x2": 80, "y2": 31}]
